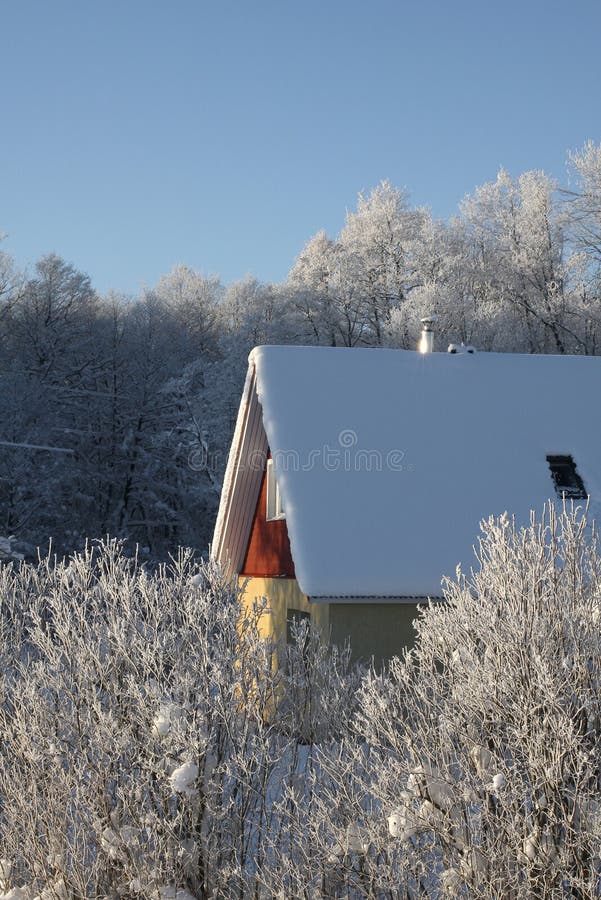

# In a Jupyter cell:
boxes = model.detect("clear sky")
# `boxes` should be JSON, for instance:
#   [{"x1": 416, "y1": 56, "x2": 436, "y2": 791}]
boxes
[{"x1": 1, "y1": 0, "x2": 601, "y2": 295}]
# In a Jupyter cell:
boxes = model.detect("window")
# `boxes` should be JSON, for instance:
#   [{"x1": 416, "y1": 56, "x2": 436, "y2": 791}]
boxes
[
  {"x1": 266, "y1": 458, "x2": 285, "y2": 520},
  {"x1": 547, "y1": 455, "x2": 587, "y2": 500}
]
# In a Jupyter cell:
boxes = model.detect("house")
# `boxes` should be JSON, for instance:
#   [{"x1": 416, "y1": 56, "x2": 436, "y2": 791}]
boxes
[{"x1": 212, "y1": 340, "x2": 601, "y2": 666}]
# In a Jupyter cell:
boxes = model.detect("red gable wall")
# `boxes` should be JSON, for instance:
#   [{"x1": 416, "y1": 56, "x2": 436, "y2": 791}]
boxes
[{"x1": 240, "y1": 467, "x2": 295, "y2": 578}]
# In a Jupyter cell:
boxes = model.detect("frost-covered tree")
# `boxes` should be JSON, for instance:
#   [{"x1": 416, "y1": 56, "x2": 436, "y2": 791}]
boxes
[
  {"x1": 287, "y1": 229, "x2": 367, "y2": 347},
  {"x1": 387, "y1": 216, "x2": 487, "y2": 352},
  {"x1": 0, "y1": 544, "x2": 360, "y2": 898},
  {"x1": 219, "y1": 276, "x2": 292, "y2": 347},
  {"x1": 455, "y1": 168, "x2": 599, "y2": 354},
  {"x1": 324, "y1": 505, "x2": 601, "y2": 898},
  {"x1": 339, "y1": 181, "x2": 428, "y2": 346},
  {"x1": 288, "y1": 184, "x2": 429, "y2": 348},
  {"x1": 0, "y1": 262, "x2": 229, "y2": 557},
  {"x1": 563, "y1": 141, "x2": 601, "y2": 352},
  {"x1": 152, "y1": 264, "x2": 222, "y2": 357},
  {"x1": 567, "y1": 140, "x2": 601, "y2": 268},
  {"x1": 8, "y1": 253, "x2": 99, "y2": 380},
  {"x1": 0, "y1": 238, "x2": 23, "y2": 328}
]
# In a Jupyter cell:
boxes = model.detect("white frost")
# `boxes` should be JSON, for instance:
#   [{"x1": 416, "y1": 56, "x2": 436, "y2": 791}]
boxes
[
  {"x1": 152, "y1": 702, "x2": 183, "y2": 739},
  {"x1": 491, "y1": 772, "x2": 506, "y2": 791},
  {"x1": 170, "y1": 761, "x2": 199, "y2": 798}
]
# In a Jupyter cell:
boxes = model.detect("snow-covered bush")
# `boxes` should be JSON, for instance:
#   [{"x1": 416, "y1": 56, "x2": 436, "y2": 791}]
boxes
[
  {"x1": 4, "y1": 508, "x2": 600, "y2": 897},
  {"x1": 0, "y1": 541, "x2": 359, "y2": 898},
  {"x1": 342, "y1": 505, "x2": 601, "y2": 897}
]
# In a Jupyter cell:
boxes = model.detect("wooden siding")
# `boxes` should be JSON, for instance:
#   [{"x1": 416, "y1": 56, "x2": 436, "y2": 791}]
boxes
[
  {"x1": 213, "y1": 368, "x2": 268, "y2": 578},
  {"x1": 329, "y1": 603, "x2": 419, "y2": 668},
  {"x1": 241, "y1": 467, "x2": 296, "y2": 577}
]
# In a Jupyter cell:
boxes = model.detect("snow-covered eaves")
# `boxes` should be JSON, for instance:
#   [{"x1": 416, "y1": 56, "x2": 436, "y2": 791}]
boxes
[
  {"x1": 310, "y1": 594, "x2": 441, "y2": 604},
  {"x1": 246, "y1": 345, "x2": 601, "y2": 599}
]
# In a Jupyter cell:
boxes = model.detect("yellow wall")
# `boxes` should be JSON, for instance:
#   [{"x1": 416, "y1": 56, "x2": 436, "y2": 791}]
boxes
[
  {"x1": 238, "y1": 576, "x2": 329, "y2": 642},
  {"x1": 238, "y1": 577, "x2": 420, "y2": 667}
]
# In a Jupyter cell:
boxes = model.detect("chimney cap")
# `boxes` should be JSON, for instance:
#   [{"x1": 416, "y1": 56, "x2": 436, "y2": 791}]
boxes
[{"x1": 419, "y1": 315, "x2": 437, "y2": 353}]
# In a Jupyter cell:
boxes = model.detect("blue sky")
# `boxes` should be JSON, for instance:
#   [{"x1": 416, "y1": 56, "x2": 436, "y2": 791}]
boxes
[{"x1": 1, "y1": 0, "x2": 601, "y2": 295}]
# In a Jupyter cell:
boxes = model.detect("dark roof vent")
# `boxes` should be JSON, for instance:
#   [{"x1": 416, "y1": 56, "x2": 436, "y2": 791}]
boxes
[
  {"x1": 547, "y1": 455, "x2": 587, "y2": 500},
  {"x1": 448, "y1": 343, "x2": 476, "y2": 354}
]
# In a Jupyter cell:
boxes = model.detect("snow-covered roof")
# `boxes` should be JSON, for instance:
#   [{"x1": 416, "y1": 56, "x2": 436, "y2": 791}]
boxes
[{"x1": 213, "y1": 345, "x2": 601, "y2": 600}]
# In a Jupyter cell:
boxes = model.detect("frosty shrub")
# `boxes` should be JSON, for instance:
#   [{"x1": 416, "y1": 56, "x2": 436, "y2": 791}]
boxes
[
  {"x1": 345, "y1": 505, "x2": 601, "y2": 898},
  {"x1": 0, "y1": 542, "x2": 360, "y2": 898},
  {"x1": 3, "y1": 508, "x2": 600, "y2": 899}
]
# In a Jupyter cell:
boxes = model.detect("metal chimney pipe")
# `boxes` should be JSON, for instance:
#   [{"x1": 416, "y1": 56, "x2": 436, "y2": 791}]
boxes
[{"x1": 419, "y1": 315, "x2": 437, "y2": 353}]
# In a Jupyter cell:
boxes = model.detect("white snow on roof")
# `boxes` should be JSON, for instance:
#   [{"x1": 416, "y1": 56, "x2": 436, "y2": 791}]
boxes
[{"x1": 251, "y1": 345, "x2": 601, "y2": 598}]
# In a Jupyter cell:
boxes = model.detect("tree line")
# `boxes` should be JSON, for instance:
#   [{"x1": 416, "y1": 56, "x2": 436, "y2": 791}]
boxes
[{"x1": 1, "y1": 141, "x2": 600, "y2": 559}]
